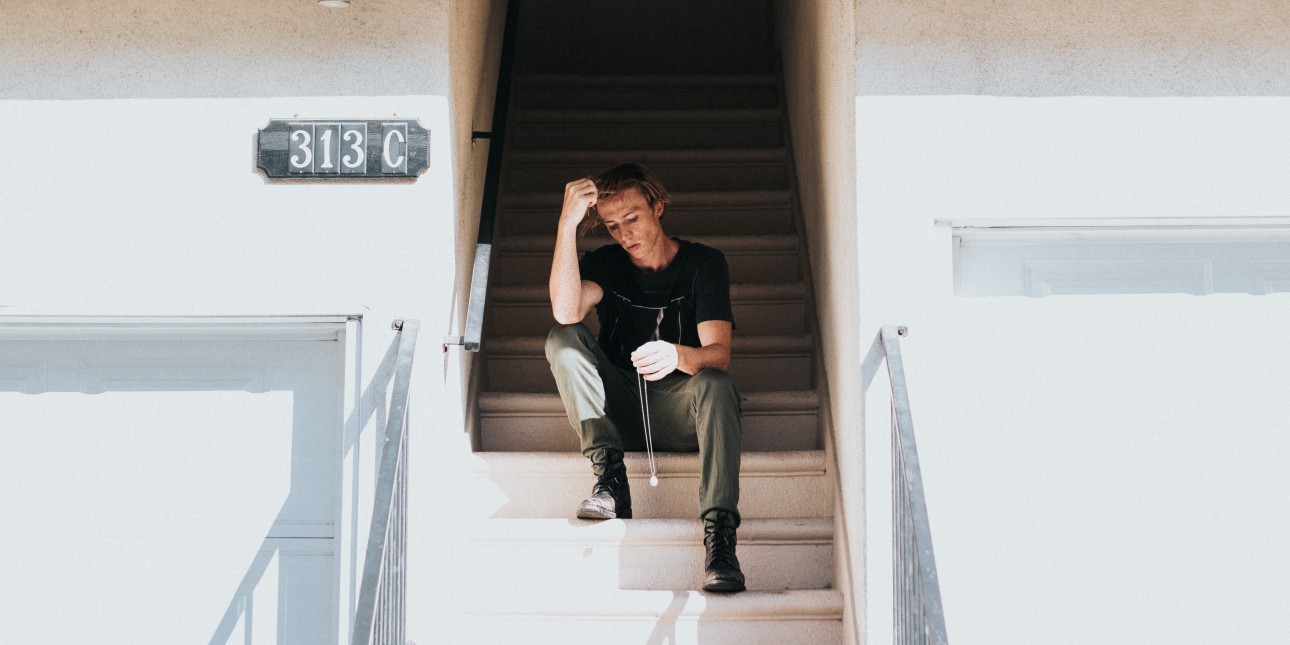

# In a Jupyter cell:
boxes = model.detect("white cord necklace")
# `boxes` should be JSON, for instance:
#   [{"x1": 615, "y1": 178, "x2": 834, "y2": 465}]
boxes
[
  {"x1": 639, "y1": 308, "x2": 665, "y2": 487},
  {"x1": 638, "y1": 372, "x2": 658, "y2": 487}
]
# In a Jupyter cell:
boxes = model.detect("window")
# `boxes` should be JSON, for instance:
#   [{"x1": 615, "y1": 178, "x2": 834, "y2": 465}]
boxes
[{"x1": 942, "y1": 219, "x2": 1290, "y2": 297}]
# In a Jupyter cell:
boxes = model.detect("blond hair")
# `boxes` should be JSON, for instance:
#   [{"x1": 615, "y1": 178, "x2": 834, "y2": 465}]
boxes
[{"x1": 579, "y1": 162, "x2": 673, "y2": 237}]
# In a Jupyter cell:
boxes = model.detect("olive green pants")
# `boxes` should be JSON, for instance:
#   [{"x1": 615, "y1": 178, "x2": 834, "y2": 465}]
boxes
[{"x1": 545, "y1": 323, "x2": 742, "y2": 520}]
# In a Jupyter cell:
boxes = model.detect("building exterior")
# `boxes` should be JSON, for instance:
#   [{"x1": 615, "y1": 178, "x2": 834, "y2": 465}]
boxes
[
  {"x1": 854, "y1": 3, "x2": 1290, "y2": 643},
  {"x1": 2, "y1": 1, "x2": 1287, "y2": 643}
]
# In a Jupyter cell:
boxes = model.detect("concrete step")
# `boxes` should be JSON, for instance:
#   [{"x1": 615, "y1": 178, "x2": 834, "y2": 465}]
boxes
[
  {"x1": 509, "y1": 108, "x2": 783, "y2": 150},
  {"x1": 477, "y1": 390, "x2": 820, "y2": 452},
  {"x1": 503, "y1": 148, "x2": 788, "y2": 192},
  {"x1": 471, "y1": 57, "x2": 840, "y2": 645},
  {"x1": 467, "y1": 517, "x2": 833, "y2": 592},
  {"x1": 470, "y1": 450, "x2": 830, "y2": 520},
  {"x1": 485, "y1": 282, "x2": 809, "y2": 337},
  {"x1": 483, "y1": 333, "x2": 812, "y2": 392},
  {"x1": 462, "y1": 588, "x2": 844, "y2": 645},
  {"x1": 491, "y1": 234, "x2": 800, "y2": 285},
  {"x1": 498, "y1": 189, "x2": 795, "y2": 236},
  {"x1": 512, "y1": 74, "x2": 780, "y2": 110}
]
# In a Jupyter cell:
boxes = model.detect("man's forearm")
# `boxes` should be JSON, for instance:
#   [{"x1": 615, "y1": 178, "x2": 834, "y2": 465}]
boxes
[
  {"x1": 551, "y1": 178, "x2": 600, "y2": 323},
  {"x1": 676, "y1": 342, "x2": 731, "y2": 374},
  {"x1": 549, "y1": 221, "x2": 585, "y2": 323}
]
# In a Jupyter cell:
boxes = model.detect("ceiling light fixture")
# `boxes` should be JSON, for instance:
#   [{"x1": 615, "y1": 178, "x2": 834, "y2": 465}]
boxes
[{"x1": 318, "y1": 0, "x2": 351, "y2": 7}]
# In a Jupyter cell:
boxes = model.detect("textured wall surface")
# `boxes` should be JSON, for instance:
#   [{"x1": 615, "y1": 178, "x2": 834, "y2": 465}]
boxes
[
  {"x1": 0, "y1": 2, "x2": 474, "y2": 642},
  {"x1": 449, "y1": 0, "x2": 507, "y2": 322},
  {"x1": 857, "y1": 0, "x2": 1290, "y2": 95},
  {"x1": 854, "y1": 2, "x2": 1290, "y2": 644},
  {"x1": 446, "y1": 0, "x2": 507, "y2": 438},
  {"x1": 0, "y1": 0, "x2": 451, "y2": 99},
  {"x1": 775, "y1": 1, "x2": 861, "y2": 643}
]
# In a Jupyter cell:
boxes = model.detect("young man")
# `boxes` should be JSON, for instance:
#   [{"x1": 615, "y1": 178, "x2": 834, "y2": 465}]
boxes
[{"x1": 545, "y1": 162, "x2": 746, "y2": 593}]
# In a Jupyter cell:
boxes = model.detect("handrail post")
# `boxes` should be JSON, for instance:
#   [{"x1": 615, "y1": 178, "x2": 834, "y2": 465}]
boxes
[
  {"x1": 867, "y1": 325, "x2": 949, "y2": 645},
  {"x1": 351, "y1": 319, "x2": 419, "y2": 645},
  {"x1": 461, "y1": 244, "x2": 491, "y2": 351}
]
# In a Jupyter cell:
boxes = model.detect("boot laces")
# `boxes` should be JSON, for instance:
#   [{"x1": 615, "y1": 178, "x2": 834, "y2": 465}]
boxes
[
  {"x1": 705, "y1": 521, "x2": 739, "y2": 569},
  {"x1": 593, "y1": 468, "x2": 622, "y2": 495}
]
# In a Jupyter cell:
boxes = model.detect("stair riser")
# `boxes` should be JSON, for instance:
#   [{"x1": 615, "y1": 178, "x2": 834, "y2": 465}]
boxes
[
  {"x1": 500, "y1": 206, "x2": 796, "y2": 236},
  {"x1": 462, "y1": 618, "x2": 843, "y2": 645},
  {"x1": 487, "y1": 300, "x2": 807, "y2": 337},
  {"x1": 479, "y1": 409, "x2": 818, "y2": 453},
  {"x1": 504, "y1": 162, "x2": 788, "y2": 192},
  {"x1": 475, "y1": 471, "x2": 829, "y2": 519},
  {"x1": 513, "y1": 87, "x2": 779, "y2": 111},
  {"x1": 490, "y1": 250, "x2": 800, "y2": 285},
  {"x1": 511, "y1": 123, "x2": 782, "y2": 150},
  {"x1": 485, "y1": 354, "x2": 812, "y2": 392},
  {"x1": 466, "y1": 542, "x2": 832, "y2": 591}
]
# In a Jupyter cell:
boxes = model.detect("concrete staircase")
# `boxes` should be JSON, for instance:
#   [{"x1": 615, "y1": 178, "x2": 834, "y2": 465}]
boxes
[{"x1": 467, "y1": 71, "x2": 839, "y2": 644}]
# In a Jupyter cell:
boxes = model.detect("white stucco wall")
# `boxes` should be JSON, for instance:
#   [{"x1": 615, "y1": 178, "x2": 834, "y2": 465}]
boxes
[
  {"x1": 0, "y1": 1, "x2": 486, "y2": 642},
  {"x1": 776, "y1": 2, "x2": 862, "y2": 643},
  {"x1": 857, "y1": 2, "x2": 1290, "y2": 644}
]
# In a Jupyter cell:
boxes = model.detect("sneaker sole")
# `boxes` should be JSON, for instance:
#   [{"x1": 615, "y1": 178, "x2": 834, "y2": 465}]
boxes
[{"x1": 575, "y1": 505, "x2": 632, "y2": 520}]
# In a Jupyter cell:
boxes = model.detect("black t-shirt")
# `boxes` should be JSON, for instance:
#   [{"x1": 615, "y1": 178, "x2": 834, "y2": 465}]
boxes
[{"x1": 579, "y1": 239, "x2": 734, "y2": 371}]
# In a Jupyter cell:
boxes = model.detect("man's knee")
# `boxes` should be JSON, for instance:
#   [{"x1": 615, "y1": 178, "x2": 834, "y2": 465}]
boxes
[
  {"x1": 546, "y1": 323, "x2": 595, "y2": 363},
  {"x1": 691, "y1": 369, "x2": 740, "y2": 404},
  {"x1": 691, "y1": 369, "x2": 742, "y2": 451}
]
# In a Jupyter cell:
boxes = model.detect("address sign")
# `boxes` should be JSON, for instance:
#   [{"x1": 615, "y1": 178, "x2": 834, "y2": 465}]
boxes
[{"x1": 257, "y1": 119, "x2": 429, "y2": 179}]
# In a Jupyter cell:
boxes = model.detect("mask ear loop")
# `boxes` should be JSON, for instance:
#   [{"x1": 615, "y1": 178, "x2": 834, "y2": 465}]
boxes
[{"x1": 639, "y1": 308, "x2": 665, "y2": 487}]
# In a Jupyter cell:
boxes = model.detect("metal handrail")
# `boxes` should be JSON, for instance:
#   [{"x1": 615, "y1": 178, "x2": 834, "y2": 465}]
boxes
[
  {"x1": 862, "y1": 325, "x2": 949, "y2": 645},
  {"x1": 449, "y1": 0, "x2": 521, "y2": 352},
  {"x1": 350, "y1": 319, "x2": 419, "y2": 645}
]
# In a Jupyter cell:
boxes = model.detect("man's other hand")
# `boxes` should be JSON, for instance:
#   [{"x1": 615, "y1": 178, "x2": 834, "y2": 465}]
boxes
[{"x1": 631, "y1": 341, "x2": 679, "y2": 381}]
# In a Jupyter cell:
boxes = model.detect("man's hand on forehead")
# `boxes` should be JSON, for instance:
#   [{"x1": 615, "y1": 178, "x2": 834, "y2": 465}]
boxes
[{"x1": 560, "y1": 178, "x2": 599, "y2": 228}]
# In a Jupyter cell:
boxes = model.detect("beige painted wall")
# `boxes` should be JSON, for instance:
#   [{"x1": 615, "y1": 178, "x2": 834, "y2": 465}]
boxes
[
  {"x1": 0, "y1": 0, "x2": 452, "y2": 99},
  {"x1": 857, "y1": 0, "x2": 1290, "y2": 96},
  {"x1": 776, "y1": 1, "x2": 861, "y2": 643},
  {"x1": 446, "y1": 0, "x2": 508, "y2": 442}
]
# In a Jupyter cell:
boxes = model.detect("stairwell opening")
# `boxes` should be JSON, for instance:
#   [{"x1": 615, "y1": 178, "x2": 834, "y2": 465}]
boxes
[{"x1": 460, "y1": 1, "x2": 861, "y2": 642}]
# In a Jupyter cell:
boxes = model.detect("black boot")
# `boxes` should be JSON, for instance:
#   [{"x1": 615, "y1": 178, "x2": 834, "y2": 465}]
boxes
[
  {"x1": 576, "y1": 462, "x2": 632, "y2": 520},
  {"x1": 702, "y1": 510, "x2": 746, "y2": 593}
]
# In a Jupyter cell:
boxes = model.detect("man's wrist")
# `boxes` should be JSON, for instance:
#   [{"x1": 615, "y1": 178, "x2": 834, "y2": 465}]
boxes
[
  {"x1": 557, "y1": 216, "x2": 582, "y2": 234},
  {"x1": 674, "y1": 343, "x2": 693, "y2": 375}
]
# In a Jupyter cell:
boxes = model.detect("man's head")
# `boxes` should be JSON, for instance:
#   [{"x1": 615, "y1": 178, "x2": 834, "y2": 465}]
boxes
[{"x1": 581, "y1": 162, "x2": 672, "y2": 237}]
